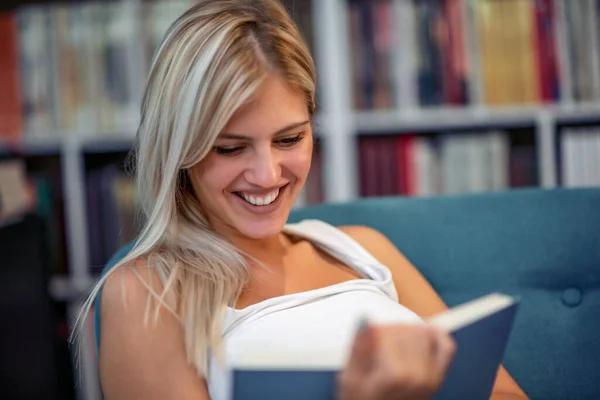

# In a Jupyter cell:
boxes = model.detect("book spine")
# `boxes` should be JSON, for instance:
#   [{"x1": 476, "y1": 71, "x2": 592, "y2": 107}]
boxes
[{"x1": 0, "y1": 11, "x2": 23, "y2": 142}]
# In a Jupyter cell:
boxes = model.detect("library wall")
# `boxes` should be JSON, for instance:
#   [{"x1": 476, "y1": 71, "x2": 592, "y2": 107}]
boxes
[{"x1": 1, "y1": 0, "x2": 600, "y2": 399}]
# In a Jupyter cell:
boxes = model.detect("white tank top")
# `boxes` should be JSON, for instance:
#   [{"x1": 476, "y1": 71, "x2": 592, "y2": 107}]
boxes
[{"x1": 207, "y1": 219, "x2": 423, "y2": 400}]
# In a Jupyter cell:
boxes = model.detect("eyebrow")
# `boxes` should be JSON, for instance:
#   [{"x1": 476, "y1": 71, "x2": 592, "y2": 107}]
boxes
[{"x1": 219, "y1": 120, "x2": 310, "y2": 140}]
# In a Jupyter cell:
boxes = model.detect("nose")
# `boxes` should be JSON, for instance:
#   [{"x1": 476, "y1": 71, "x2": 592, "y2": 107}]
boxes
[{"x1": 244, "y1": 147, "x2": 281, "y2": 188}]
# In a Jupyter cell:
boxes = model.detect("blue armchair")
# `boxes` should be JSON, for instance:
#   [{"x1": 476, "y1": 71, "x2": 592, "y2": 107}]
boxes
[{"x1": 97, "y1": 188, "x2": 600, "y2": 399}]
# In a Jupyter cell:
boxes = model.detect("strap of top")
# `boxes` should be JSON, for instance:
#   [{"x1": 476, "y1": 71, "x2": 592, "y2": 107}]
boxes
[
  {"x1": 283, "y1": 219, "x2": 397, "y2": 298},
  {"x1": 283, "y1": 219, "x2": 378, "y2": 263},
  {"x1": 220, "y1": 219, "x2": 401, "y2": 337}
]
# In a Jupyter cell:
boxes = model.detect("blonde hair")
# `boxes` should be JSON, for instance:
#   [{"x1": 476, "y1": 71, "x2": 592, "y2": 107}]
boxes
[{"x1": 72, "y1": 0, "x2": 316, "y2": 376}]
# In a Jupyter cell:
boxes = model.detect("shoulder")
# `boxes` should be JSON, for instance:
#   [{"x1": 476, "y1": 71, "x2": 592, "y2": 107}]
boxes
[
  {"x1": 98, "y1": 258, "x2": 208, "y2": 398},
  {"x1": 338, "y1": 225, "x2": 401, "y2": 264},
  {"x1": 339, "y1": 225, "x2": 442, "y2": 312},
  {"x1": 101, "y1": 257, "x2": 168, "y2": 313},
  {"x1": 338, "y1": 224, "x2": 388, "y2": 242},
  {"x1": 99, "y1": 256, "x2": 178, "y2": 341}
]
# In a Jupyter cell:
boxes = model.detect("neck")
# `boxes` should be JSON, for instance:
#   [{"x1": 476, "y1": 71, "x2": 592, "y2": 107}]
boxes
[
  {"x1": 236, "y1": 233, "x2": 291, "y2": 261},
  {"x1": 213, "y1": 224, "x2": 294, "y2": 266}
]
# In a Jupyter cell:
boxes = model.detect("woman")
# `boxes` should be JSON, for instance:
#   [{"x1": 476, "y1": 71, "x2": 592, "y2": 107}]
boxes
[{"x1": 75, "y1": 1, "x2": 528, "y2": 399}]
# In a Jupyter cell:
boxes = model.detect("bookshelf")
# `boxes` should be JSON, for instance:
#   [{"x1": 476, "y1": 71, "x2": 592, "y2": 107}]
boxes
[{"x1": 2, "y1": 0, "x2": 600, "y2": 399}]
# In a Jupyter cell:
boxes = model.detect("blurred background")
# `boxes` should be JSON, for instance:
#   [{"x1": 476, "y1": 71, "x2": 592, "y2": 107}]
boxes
[{"x1": 1, "y1": 0, "x2": 600, "y2": 398}]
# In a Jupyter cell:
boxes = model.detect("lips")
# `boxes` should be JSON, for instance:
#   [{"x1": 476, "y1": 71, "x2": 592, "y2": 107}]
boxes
[
  {"x1": 237, "y1": 188, "x2": 280, "y2": 206},
  {"x1": 232, "y1": 184, "x2": 289, "y2": 213}
]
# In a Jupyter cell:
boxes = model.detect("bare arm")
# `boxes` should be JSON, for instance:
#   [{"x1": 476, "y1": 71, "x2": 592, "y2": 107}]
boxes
[
  {"x1": 340, "y1": 226, "x2": 529, "y2": 400},
  {"x1": 99, "y1": 261, "x2": 210, "y2": 400}
]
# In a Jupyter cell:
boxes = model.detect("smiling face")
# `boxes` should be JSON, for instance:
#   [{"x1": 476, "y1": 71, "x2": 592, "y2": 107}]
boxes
[{"x1": 188, "y1": 74, "x2": 313, "y2": 240}]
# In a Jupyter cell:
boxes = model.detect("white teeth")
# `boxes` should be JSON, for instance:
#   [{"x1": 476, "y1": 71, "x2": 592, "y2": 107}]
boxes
[{"x1": 240, "y1": 188, "x2": 280, "y2": 206}]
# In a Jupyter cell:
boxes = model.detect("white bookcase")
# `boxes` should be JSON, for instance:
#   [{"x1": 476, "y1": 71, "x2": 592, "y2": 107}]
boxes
[
  {"x1": 312, "y1": 0, "x2": 358, "y2": 202},
  {"x1": 311, "y1": 0, "x2": 600, "y2": 200}
]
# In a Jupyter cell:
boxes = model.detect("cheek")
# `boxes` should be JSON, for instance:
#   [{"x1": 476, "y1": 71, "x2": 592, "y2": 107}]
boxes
[
  {"x1": 294, "y1": 141, "x2": 314, "y2": 178},
  {"x1": 190, "y1": 156, "x2": 239, "y2": 196}
]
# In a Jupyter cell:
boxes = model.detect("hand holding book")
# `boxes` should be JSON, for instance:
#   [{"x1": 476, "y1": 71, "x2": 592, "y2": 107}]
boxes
[
  {"x1": 338, "y1": 321, "x2": 456, "y2": 400},
  {"x1": 232, "y1": 293, "x2": 519, "y2": 400}
]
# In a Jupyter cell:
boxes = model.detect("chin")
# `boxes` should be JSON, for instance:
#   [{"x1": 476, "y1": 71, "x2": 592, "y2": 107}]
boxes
[{"x1": 235, "y1": 216, "x2": 288, "y2": 239}]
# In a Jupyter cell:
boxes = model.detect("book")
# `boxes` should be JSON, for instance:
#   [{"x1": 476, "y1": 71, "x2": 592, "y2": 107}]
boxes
[
  {"x1": 230, "y1": 293, "x2": 520, "y2": 400},
  {"x1": 0, "y1": 160, "x2": 31, "y2": 226}
]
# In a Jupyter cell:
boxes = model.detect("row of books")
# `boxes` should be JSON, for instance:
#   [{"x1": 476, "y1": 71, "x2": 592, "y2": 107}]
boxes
[
  {"x1": 560, "y1": 127, "x2": 600, "y2": 187},
  {"x1": 0, "y1": 0, "x2": 313, "y2": 143},
  {"x1": 1, "y1": 0, "x2": 193, "y2": 141},
  {"x1": 357, "y1": 131, "x2": 539, "y2": 198},
  {"x1": 86, "y1": 164, "x2": 138, "y2": 275},
  {"x1": 349, "y1": 0, "x2": 598, "y2": 110}
]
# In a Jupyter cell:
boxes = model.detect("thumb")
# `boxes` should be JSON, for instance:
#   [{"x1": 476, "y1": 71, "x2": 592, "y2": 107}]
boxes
[{"x1": 346, "y1": 317, "x2": 376, "y2": 373}]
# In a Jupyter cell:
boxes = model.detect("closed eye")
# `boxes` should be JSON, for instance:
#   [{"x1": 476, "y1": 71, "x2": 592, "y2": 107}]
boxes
[
  {"x1": 213, "y1": 133, "x2": 305, "y2": 155},
  {"x1": 275, "y1": 133, "x2": 304, "y2": 147},
  {"x1": 214, "y1": 146, "x2": 244, "y2": 156}
]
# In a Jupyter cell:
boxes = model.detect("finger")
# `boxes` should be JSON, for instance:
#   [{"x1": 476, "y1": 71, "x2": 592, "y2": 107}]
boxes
[
  {"x1": 389, "y1": 325, "x2": 454, "y2": 397},
  {"x1": 370, "y1": 324, "x2": 438, "y2": 398},
  {"x1": 346, "y1": 316, "x2": 376, "y2": 374},
  {"x1": 433, "y1": 328, "x2": 456, "y2": 376},
  {"x1": 406, "y1": 325, "x2": 443, "y2": 393},
  {"x1": 392, "y1": 324, "x2": 434, "y2": 367}
]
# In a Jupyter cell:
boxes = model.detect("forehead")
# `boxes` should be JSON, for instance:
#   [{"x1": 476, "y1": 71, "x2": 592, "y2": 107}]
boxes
[{"x1": 221, "y1": 75, "x2": 309, "y2": 137}]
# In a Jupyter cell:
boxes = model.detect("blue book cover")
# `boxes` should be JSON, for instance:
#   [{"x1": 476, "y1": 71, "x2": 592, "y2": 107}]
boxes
[{"x1": 231, "y1": 293, "x2": 520, "y2": 400}]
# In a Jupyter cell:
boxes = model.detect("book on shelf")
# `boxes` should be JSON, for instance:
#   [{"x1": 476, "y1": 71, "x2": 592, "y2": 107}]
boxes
[
  {"x1": 560, "y1": 126, "x2": 600, "y2": 187},
  {"x1": 347, "y1": 0, "x2": 600, "y2": 111},
  {"x1": 230, "y1": 293, "x2": 520, "y2": 400},
  {"x1": 0, "y1": 159, "x2": 30, "y2": 226},
  {"x1": 0, "y1": 11, "x2": 22, "y2": 142},
  {"x1": 357, "y1": 129, "x2": 537, "y2": 198},
  {"x1": 85, "y1": 163, "x2": 139, "y2": 274}
]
